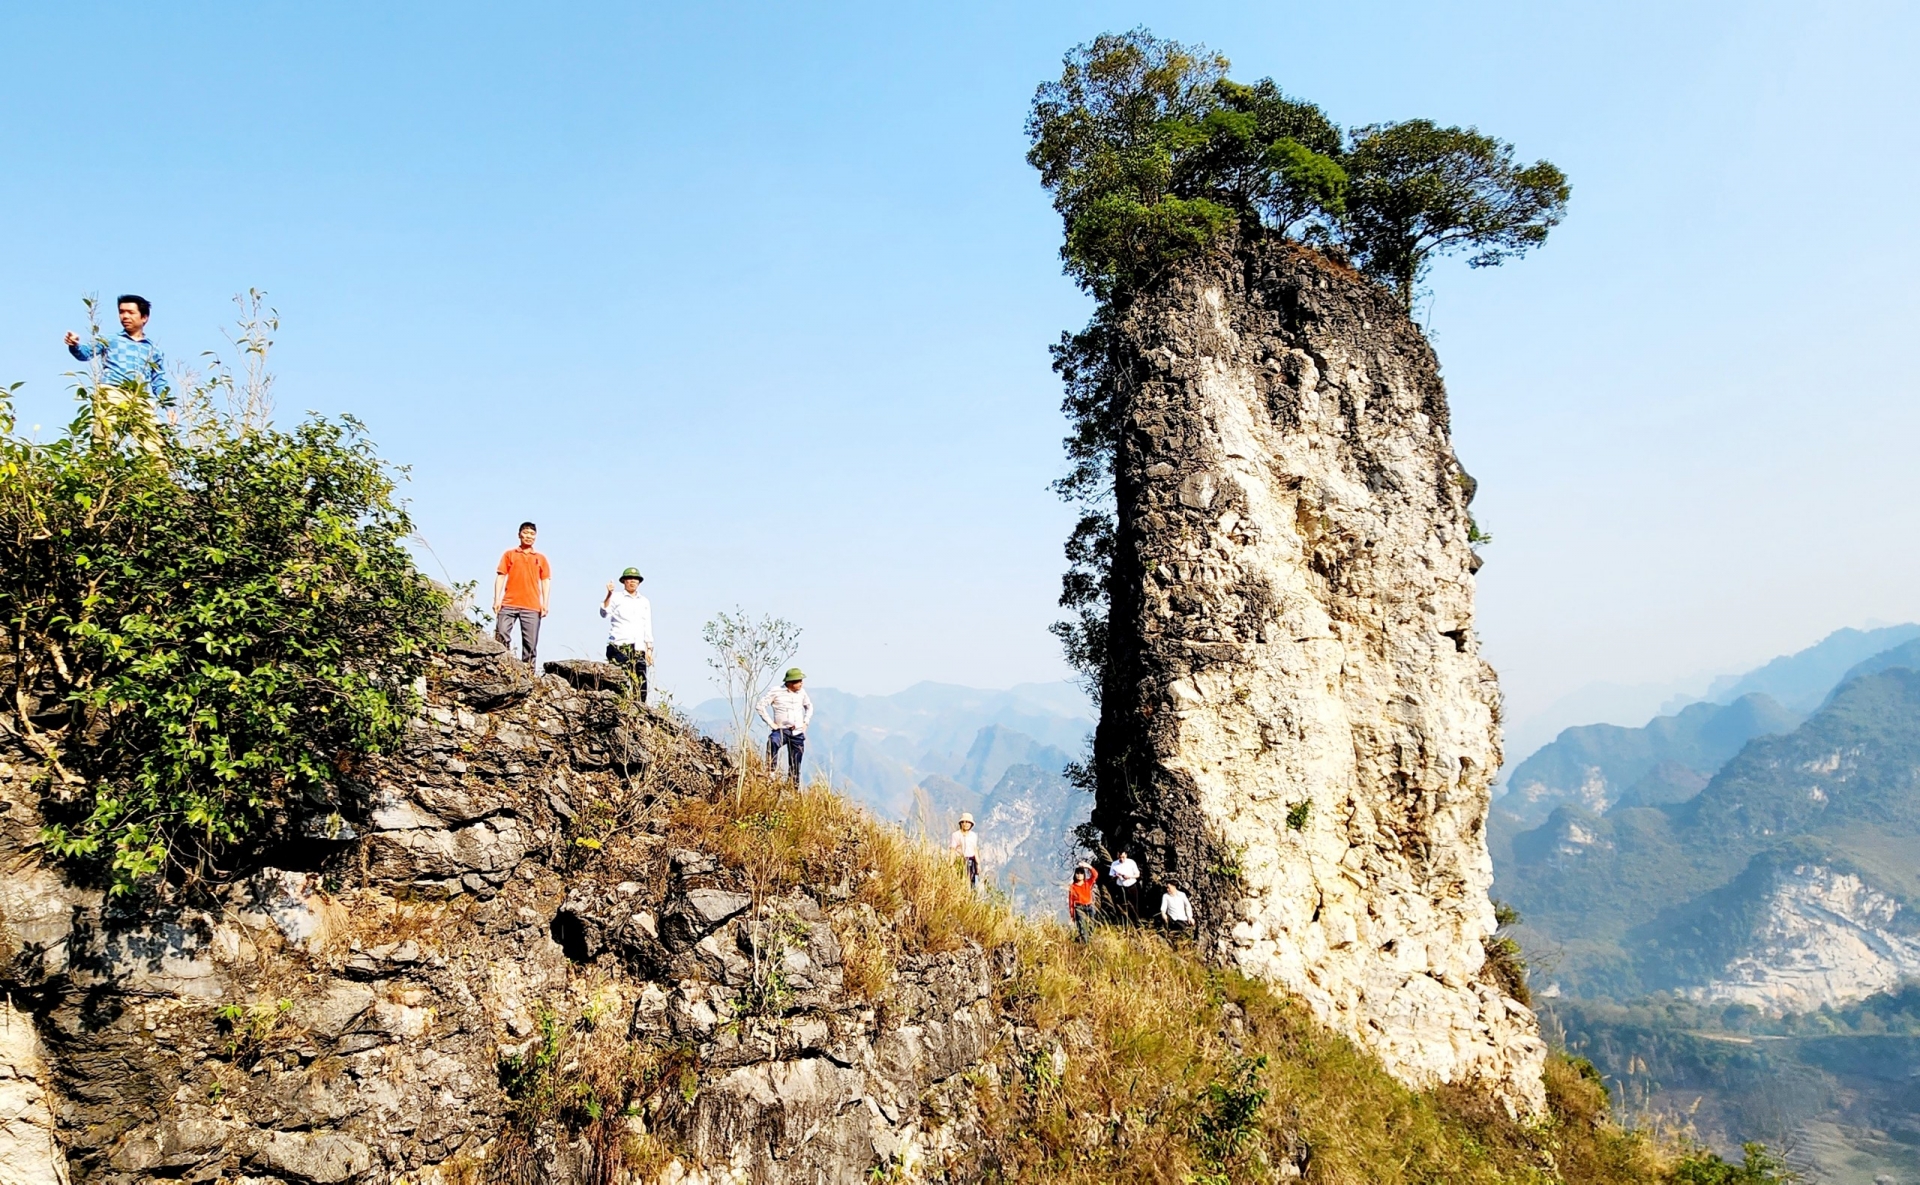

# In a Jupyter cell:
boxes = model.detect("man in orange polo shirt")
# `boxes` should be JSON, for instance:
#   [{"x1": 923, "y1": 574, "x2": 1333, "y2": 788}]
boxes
[{"x1": 492, "y1": 521, "x2": 551, "y2": 667}]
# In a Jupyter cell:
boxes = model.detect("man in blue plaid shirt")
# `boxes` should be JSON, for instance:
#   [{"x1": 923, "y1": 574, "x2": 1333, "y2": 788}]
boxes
[{"x1": 65, "y1": 294, "x2": 169, "y2": 395}]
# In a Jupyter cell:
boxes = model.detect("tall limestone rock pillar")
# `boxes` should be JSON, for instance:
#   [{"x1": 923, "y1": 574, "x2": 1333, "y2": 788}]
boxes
[{"x1": 1092, "y1": 240, "x2": 1547, "y2": 1114}]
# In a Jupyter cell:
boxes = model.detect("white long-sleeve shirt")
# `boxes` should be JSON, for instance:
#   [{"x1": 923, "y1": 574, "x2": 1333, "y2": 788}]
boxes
[
  {"x1": 1109, "y1": 857, "x2": 1140, "y2": 887},
  {"x1": 1160, "y1": 888, "x2": 1194, "y2": 923},
  {"x1": 950, "y1": 828, "x2": 978, "y2": 859},
  {"x1": 600, "y1": 589, "x2": 653, "y2": 649},
  {"x1": 757, "y1": 686, "x2": 813, "y2": 733}
]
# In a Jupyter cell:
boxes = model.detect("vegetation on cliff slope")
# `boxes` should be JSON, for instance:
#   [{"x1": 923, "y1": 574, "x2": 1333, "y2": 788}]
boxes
[
  {"x1": 637, "y1": 761, "x2": 1782, "y2": 1183},
  {"x1": 1027, "y1": 29, "x2": 1568, "y2": 692},
  {"x1": 0, "y1": 371, "x2": 448, "y2": 895}
]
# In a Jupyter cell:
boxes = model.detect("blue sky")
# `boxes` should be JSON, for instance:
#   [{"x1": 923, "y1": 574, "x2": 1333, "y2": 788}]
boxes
[{"x1": 3, "y1": 2, "x2": 1917, "y2": 744}]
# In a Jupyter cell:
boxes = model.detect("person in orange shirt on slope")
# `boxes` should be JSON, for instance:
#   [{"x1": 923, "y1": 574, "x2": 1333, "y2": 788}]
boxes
[
  {"x1": 1068, "y1": 865, "x2": 1096, "y2": 943},
  {"x1": 492, "y1": 521, "x2": 551, "y2": 667}
]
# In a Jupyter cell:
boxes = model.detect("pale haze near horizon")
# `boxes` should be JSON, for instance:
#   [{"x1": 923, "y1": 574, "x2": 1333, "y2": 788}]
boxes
[{"x1": 2, "y1": 2, "x2": 1915, "y2": 755}]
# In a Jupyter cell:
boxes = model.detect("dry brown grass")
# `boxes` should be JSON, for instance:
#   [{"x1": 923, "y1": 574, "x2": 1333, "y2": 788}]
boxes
[{"x1": 669, "y1": 757, "x2": 1015, "y2": 962}]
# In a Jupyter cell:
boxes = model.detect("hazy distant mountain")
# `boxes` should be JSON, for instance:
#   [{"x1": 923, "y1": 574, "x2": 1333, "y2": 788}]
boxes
[
  {"x1": 690, "y1": 680, "x2": 1095, "y2": 914},
  {"x1": 1490, "y1": 628, "x2": 1920, "y2": 1175},
  {"x1": 1497, "y1": 694, "x2": 1802, "y2": 829},
  {"x1": 1494, "y1": 625, "x2": 1920, "y2": 834},
  {"x1": 1828, "y1": 634, "x2": 1920, "y2": 698},
  {"x1": 1700, "y1": 624, "x2": 1920, "y2": 712},
  {"x1": 1498, "y1": 666, "x2": 1920, "y2": 1005},
  {"x1": 691, "y1": 680, "x2": 1091, "y2": 811},
  {"x1": 1498, "y1": 677, "x2": 1721, "y2": 780}
]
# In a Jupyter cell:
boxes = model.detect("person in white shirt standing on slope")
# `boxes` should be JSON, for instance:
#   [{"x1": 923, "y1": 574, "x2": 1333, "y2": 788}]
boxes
[
  {"x1": 758, "y1": 668, "x2": 813, "y2": 782},
  {"x1": 1109, "y1": 850, "x2": 1142, "y2": 922},
  {"x1": 600, "y1": 567, "x2": 654, "y2": 702},
  {"x1": 1159, "y1": 882, "x2": 1195, "y2": 939},
  {"x1": 950, "y1": 812, "x2": 980, "y2": 890}
]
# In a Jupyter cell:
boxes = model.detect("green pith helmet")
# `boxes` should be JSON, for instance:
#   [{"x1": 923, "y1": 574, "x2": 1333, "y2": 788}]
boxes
[
  {"x1": 619, "y1": 567, "x2": 643, "y2": 583},
  {"x1": 784, "y1": 668, "x2": 805, "y2": 683}
]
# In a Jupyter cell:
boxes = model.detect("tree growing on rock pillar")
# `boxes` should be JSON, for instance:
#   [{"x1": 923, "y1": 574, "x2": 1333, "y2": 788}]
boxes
[{"x1": 1026, "y1": 29, "x2": 1569, "y2": 1115}]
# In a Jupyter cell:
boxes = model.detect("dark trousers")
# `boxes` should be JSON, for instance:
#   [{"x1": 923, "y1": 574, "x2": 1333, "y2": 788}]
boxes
[
  {"x1": 605, "y1": 644, "x2": 649, "y2": 702},
  {"x1": 964, "y1": 855, "x2": 979, "y2": 889},
  {"x1": 1071, "y1": 903, "x2": 1095, "y2": 942},
  {"x1": 767, "y1": 728, "x2": 805, "y2": 781},
  {"x1": 496, "y1": 607, "x2": 542, "y2": 667}
]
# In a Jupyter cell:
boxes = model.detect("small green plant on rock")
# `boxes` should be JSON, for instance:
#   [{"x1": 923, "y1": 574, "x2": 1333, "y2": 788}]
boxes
[
  {"x1": 1207, "y1": 845, "x2": 1246, "y2": 882},
  {"x1": 1285, "y1": 800, "x2": 1311, "y2": 831},
  {"x1": 494, "y1": 997, "x2": 682, "y2": 1183},
  {"x1": 1482, "y1": 900, "x2": 1531, "y2": 1006},
  {"x1": 735, "y1": 924, "x2": 798, "y2": 1019},
  {"x1": 214, "y1": 996, "x2": 294, "y2": 1062}
]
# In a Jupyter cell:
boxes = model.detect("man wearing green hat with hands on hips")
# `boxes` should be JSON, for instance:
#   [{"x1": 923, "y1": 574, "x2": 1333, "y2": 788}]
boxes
[
  {"x1": 758, "y1": 669, "x2": 813, "y2": 782},
  {"x1": 600, "y1": 567, "x2": 653, "y2": 702}
]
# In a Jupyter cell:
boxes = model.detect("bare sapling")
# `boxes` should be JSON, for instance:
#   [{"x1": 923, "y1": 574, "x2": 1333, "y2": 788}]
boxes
[{"x1": 701, "y1": 608, "x2": 800, "y2": 797}]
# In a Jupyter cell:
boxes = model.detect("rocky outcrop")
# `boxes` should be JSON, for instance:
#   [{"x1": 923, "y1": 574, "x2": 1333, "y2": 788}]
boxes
[
  {"x1": 1092, "y1": 240, "x2": 1547, "y2": 1113},
  {"x1": 1675, "y1": 861, "x2": 1920, "y2": 1013},
  {"x1": 0, "y1": 638, "x2": 1015, "y2": 1183},
  {"x1": 0, "y1": 999, "x2": 66, "y2": 1185}
]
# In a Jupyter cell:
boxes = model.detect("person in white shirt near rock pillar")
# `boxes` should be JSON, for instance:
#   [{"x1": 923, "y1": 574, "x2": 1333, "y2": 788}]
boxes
[
  {"x1": 758, "y1": 668, "x2": 813, "y2": 782},
  {"x1": 600, "y1": 567, "x2": 653, "y2": 702},
  {"x1": 950, "y1": 813, "x2": 980, "y2": 890},
  {"x1": 1159, "y1": 882, "x2": 1194, "y2": 939},
  {"x1": 1108, "y1": 850, "x2": 1141, "y2": 922}
]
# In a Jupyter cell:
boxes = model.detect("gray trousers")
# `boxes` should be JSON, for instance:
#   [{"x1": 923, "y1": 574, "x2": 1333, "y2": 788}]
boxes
[{"x1": 495, "y1": 606, "x2": 542, "y2": 666}]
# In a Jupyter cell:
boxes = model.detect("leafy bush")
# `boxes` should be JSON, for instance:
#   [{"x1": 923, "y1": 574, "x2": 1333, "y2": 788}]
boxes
[{"x1": 0, "y1": 379, "x2": 448, "y2": 894}]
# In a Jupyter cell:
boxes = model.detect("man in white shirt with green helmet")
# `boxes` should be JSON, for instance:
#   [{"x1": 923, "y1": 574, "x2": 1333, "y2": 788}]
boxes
[
  {"x1": 600, "y1": 567, "x2": 653, "y2": 701},
  {"x1": 758, "y1": 668, "x2": 813, "y2": 782}
]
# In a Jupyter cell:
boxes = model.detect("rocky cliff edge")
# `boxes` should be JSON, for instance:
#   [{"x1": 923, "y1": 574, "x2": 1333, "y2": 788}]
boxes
[{"x1": 0, "y1": 632, "x2": 1012, "y2": 1184}]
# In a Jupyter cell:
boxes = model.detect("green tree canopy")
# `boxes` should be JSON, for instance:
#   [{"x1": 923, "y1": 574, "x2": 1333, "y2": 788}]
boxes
[
  {"x1": 1343, "y1": 119, "x2": 1571, "y2": 307},
  {"x1": 0, "y1": 377, "x2": 450, "y2": 895},
  {"x1": 1026, "y1": 29, "x2": 1569, "y2": 310},
  {"x1": 1025, "y1": 30, "x2": 1346, "y2": 301}
]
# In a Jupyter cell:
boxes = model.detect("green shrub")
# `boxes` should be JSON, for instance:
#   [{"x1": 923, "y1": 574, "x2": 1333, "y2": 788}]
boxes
[
  {"x1": 1286, "y1": 799, "x2": 1311, "y2": 831},
  {"x1": 1668, "y1": 1143, "x2": 1796, "y2": 1184},
  {"x1": 0, "y1": 380, "x2": 448, "y2": 894}
]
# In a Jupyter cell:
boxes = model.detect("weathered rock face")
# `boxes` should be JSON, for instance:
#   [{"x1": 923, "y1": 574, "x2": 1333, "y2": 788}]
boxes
[
  {"x1": 1677, "y1": 861, "x2": 1920, "y2": 1013},
  {"x1": 0, "y1": 638, "x2": 1011, "y2": 1184},
  {"x1": 1092, "y1": 240, "x2": 1547, "y2": 1113}
]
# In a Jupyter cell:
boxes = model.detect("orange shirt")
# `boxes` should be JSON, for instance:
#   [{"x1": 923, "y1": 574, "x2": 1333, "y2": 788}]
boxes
[
  {"x1": 1067, "y1": 880, "x2": 1094, "y2": 909},
  {"x1": 497, "y1": 547, "x2": 551, "y2": 610}
]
